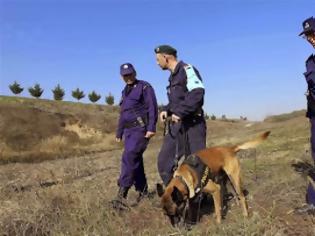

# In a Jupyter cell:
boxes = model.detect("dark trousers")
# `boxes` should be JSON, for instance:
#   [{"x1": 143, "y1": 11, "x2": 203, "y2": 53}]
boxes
[
  {"x1": 118, "y1": 127, "x2": 149, "y2": 192},
  {"x1": 307, "y1": 118, "x2": 315, "y2": 205},
  {"x1": 310, "y1": 118, "x2": 315, "y2": 164},
  {"x1": 157, "y1": 118, "x2": 207, "y2": 186}
]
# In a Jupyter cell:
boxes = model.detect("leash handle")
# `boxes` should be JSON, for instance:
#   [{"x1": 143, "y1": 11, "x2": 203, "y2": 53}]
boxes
[
  {"x1": 196, "y1": 193, "x2": 203, "y2": 223},
  {"x1": 172, "y1": 136, "x2": 179, "y2": 171},
  {"x1": 163, "y1": 120, "x2": 167, "y2": 136}
]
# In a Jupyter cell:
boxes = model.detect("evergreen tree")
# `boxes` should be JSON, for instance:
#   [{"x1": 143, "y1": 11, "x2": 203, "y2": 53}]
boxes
[
  {"x1": 158, "y1": 104, "x2": 165, "y2": 112},
  {"x1": 9, "y1": 81, "x2": 24, "y2": 95},
  {"x1": 52, "y1": 84, "x2": 65, "y2": 101},
  {"x1": 72, "y1": 88, "x2": 85, "y2": 101},
  {"x1": 28, "y1": 83, "x2": 44, "y2": 98},
  {"x1": 105, "y1": 93, "x2": 114, "y2": 105},
  {"x1": 211, "y1": 114, "x2": 216, "y2": 120},
  {"x1": 88, "y1": 91, "x2": 101, "y2": 103}
]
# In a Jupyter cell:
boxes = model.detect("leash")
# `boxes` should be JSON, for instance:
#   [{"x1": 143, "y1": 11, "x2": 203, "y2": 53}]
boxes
[
  {"x1": 180, "y1": 199, "x2": 190, "y2": 227},
  {"x1": 196, "y1": 193, "x2": 203, "y2": 223},
  {"x1": 163, "y1": 118, "x2": 171, "y2": 137}
]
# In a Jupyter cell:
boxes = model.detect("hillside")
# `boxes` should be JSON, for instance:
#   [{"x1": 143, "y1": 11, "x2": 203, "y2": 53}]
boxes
[
  {"x1": 0, "y1": 96, "x2": 122, "y2": 163},
  {"x1": 0, "y1": 96, "x2": 314, "y2": 235}
]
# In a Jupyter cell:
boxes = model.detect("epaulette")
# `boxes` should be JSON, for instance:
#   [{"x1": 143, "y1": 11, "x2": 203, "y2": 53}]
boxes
[
  {"x1": 139, "y1": 80, "x2": 151, "y2": 90},
  {"x1": 306, "y1": 54, "x2": 315, "y2": 64}
]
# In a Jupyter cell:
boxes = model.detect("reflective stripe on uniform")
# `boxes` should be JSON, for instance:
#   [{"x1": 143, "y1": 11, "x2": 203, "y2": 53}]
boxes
[{"x1": 184, "y1": 64, "x2": 205, "y2": 91}]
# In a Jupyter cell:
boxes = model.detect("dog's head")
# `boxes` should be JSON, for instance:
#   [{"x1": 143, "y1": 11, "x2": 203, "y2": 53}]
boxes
[{"x1": 156, "y1": 183, "x2": 187, "y2": 227}]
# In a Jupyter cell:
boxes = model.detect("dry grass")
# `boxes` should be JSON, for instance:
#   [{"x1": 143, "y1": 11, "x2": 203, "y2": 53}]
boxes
[{"x1": 0, "y1": 96, "x2": 314, "y2": 235}]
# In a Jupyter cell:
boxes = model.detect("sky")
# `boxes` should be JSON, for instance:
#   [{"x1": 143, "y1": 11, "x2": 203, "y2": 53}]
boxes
[{"x1": 0, "y1": 0, "x2": 314, "y2": 120}]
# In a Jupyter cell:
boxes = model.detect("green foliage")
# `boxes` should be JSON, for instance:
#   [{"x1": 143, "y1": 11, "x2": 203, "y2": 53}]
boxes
[
  {"x1": 204, "y1": 113, "x2": 210, "y2": 120},
  {"x1": 88, "y1": 91, "x2": 101, "y2": 103},
  {"x1": 158, "y1": 104, "x2": 165, "y2": 112},
  {"x1": 211, "y1": 114, "x2": 216, "y2": 120},
  {"x1": 105, "y1": 93, "x2": 114, "y2": 105},
  {"x1": 240, "y1": 116, "x2": 247, "y2": 121},
  {"x1": 28, "y1": 83, "x2": 44, "y2": 98},
  {"x1": 9, "y1": 81, "x2": 24, "y2": 95},
  {"x1": 72, "y1": 88, "x2": 85, "y2": 101},
  {"x1": 52, "y1": 84, "x2": 65, "y2": 101}
]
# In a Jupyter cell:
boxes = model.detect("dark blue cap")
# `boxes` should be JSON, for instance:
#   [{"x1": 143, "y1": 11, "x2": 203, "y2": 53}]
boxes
[
  {"x1": 120, "y1": 63, "x2": 136, "y2": 76},
  {"x1": 299, "y1": 17, "x2": 315, "y2": 36}
]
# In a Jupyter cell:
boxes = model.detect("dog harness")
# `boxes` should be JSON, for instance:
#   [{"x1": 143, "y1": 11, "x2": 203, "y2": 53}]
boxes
[{"x1": 174, "y1": 154, "x2": 213, "y2": 199}]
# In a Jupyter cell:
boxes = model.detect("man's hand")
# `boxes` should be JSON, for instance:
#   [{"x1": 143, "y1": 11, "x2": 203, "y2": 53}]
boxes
[
  {"x1": 145, "y1": 131, "x2": 155, "y2": 139},
  {"x1": 159, "y1": 111, "x2": 168, "y2": 123},
  {"x1": 171, "y1": 114, "x2": 181, "y2": 123},
  {"x1": 115, "y1": 137, "x2": 122, "y2": 142}
]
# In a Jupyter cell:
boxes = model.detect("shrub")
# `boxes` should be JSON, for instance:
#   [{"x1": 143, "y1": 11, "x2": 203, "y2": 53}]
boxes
[
  {"x1": 88, "y1": 91, "x2": 101, "y2": 103},
  {"x1": 9, "y1": 81, "x2": 24, "y2": 95},
  {"x1": 52, "y1": 84, "x2": 65, "y2": 101},
  {"x1": 28, "y1": 83, "x2": 44, "y2": 98},
  {"x1": 72, "y1": 88, "x2": 85, "y2": 101},
  {"x1": 105, "y1": 93, "x2": 114, "y2": 105}
]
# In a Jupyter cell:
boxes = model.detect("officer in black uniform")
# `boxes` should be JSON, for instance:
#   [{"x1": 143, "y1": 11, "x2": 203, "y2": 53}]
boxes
[
  {"x1": 154, "y1": 45, "x2": 207, "y2": 225},
  {"x1": 154, "y1": 45, "x2": 207, "y2": 186}
]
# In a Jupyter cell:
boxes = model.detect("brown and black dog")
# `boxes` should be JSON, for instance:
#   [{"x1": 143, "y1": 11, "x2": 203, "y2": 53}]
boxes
[{"x1": 157, "y1": 131, "x2": 270, "y2": 225}]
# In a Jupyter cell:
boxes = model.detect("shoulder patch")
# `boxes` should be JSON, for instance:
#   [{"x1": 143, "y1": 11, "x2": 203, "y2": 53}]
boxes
[{"x1": 184, "y1": 64, "x2": 205, "y2": 91}]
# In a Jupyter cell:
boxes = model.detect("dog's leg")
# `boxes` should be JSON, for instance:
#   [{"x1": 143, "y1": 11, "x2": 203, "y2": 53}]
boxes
[
  {"x1": 224, "y1": 159, "x2": 249, "y2": 217},
  {"x1": 204, "y1": 181, "x2": 222, "y2": 223}
]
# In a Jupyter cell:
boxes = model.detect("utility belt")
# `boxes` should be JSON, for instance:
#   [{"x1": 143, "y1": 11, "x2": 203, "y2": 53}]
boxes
[
  {"x1": 123, "y1": 116, "x2": 147, "y2": 129},
  {"x1": 306, "y1": 93, "x2": 315, "y2": 118},
  {"x1": 182, "y1": 112, "x2": 204, "y2": 123}
]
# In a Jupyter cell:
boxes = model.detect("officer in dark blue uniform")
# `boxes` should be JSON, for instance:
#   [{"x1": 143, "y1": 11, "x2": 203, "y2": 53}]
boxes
[
  {"x1": 299, "y1": 17, "x2": 315, "y2": 212},
  {"x1": 113, "y1": 63, "x2": 158, "y2": 207},
  {"x1": 154, "y1": 45, "x2": 207, "y2": 186},
  {"x1": 154, "y1": 45, "x2": 207, "y2": 225}
]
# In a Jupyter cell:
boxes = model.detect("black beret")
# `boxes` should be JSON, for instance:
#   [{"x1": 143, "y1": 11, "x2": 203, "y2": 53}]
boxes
[{"x1": 154, "y1": 45, "x2": 177, "y2": 56}]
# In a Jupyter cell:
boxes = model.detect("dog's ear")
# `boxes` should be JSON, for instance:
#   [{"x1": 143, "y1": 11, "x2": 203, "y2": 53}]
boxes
[
  {"x1": 171, "y1": 186, "x2": 184, "y2": 205},
  {"x1": 156, "y1": 183, "x2": 165, "y2": 197}
]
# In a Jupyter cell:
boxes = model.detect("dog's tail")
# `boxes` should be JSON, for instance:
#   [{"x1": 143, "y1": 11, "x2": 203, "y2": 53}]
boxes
[{"x1": 232, "y1": 131, "x2": 270, "y2": 153}]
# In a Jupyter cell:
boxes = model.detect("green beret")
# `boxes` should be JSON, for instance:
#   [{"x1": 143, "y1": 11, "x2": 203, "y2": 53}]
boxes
[{"x1": 154, "y1": 45, "x2": 177, "y2": 56}]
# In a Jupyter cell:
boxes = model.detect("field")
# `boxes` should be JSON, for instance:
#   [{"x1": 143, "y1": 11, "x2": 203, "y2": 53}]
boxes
[{"x1": 0, "y1": 96, "x2": 314, "y2": 235}]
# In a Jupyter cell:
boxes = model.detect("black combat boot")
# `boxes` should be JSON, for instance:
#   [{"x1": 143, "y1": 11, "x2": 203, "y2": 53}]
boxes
[
  {"x1": 136, "y1": 185, "x2": 149, "y2": 203},
  {"x1": 111, "y1": 187, "x2": 130, "y2": 210},
  {"x1": 118, "y1": 186, "x2": 129, "y2": 199}
]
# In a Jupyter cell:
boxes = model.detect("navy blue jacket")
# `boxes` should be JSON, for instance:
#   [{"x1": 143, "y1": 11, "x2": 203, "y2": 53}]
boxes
[
  {"x1": 116, "y1": 79, "x2": 158, "y2": 138},
  {"x1": 305, "y1": 54, "x2": 315, "y2": 118},
  {"x1": 163, "y1": 61, "x2": 205, "y2": 120}
]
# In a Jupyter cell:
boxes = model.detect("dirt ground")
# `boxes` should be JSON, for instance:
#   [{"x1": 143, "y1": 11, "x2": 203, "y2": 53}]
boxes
[{"x1": 0, "y1": 96, "x2": 314, "y2": 235}]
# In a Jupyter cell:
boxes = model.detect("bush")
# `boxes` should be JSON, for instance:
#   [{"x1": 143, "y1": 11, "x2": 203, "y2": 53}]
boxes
[
  {"x1": 9, "y1": 81, "x2": 24, "y2": 95},
  {"x1": 88, "y1": 91, "x2": 101, "y2": 103},
  {"x1": 52, "y1": 84, "x2": 65, "y2": 101},
  {"x1": 72, "y1": 88, "x2": 85, "y2": 101},
  {"x1": 28, "y1": 83, "x2": 44, "y2": 98},
  {"x1": 105, "y1": 93, "x2": 114, "y2": 105}
]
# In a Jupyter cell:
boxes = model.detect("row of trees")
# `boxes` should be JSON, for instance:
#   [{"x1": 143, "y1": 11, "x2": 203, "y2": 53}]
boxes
[{"x1": 9, "y1": 81, "x2": 115, "y2": 105}]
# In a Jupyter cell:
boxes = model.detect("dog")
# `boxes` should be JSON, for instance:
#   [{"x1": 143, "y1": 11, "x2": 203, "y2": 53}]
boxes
[{"x1": 157, "y1": 131, "x2": 270, "y2": 226}]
